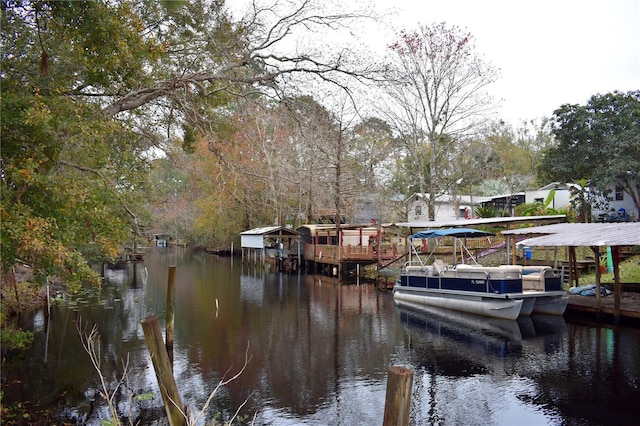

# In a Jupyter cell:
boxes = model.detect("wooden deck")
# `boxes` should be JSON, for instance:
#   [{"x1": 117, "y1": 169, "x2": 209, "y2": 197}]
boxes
[
  {"x1": 566, "y1": 290, "x2": 640, "y2": 325},
  {"x1": 304, "y1": 244, "x2": 379, "y2": 265}
]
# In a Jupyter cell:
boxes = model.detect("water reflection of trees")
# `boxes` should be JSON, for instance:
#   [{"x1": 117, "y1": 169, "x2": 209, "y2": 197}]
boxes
[
  {"x1": 188, "y1": 271, "x2": 403, "y2": 419},
  {"x1": 3, "y1": 260, "x2": 163, "y2": 423},
  {"x1": 5, "y1": 249, "x2": 640, "y2": 424}
]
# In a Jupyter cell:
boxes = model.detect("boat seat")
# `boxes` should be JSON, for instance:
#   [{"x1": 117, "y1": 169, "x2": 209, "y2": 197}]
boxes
[
  {"x1": 454, "y1": 265, "x2": 520, "y2": 279},
  {"x1": 404, "y1": 265, "x2": 434, "y2": 276},
  {"x1": 522, "y1": 267, "x2": 554, "y2": 291},
  {"x1": 453, "y1": 264, "x2": 486, "y2": 278},
  {"x1": 523, "y1": 273, "x2": 544, "y2": 291},
  {"x1": 493, "y1": 266, "x2": 522, "y2": 279},
  {"x1": 432, "y1": 259, "x2": 447, "y2": 276},
  {"x1": 522, "y1": 266, "x2": 552, "y2": 275},
  {"x1": 454, "y1": 264, "x2": 484, "y2": 269}
]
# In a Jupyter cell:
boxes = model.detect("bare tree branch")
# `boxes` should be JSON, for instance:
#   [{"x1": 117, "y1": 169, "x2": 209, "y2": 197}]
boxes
[{"x1": 98, "y1": 0, "x2": 380, "y2": 118}]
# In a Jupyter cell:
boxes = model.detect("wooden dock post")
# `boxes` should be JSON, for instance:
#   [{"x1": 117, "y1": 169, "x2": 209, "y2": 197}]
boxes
[
  {"x1": 166, "y1": 265, "x2": 176, "y2": 367},
  {"x1": 141, "y1": 316, "x2": 186, "y2": 426},
  {"x1": 612, "y1": 246, "x2": 621, "y2": 323},
  {"x1": 383, "y1": 366, "x2": 413, "y2": 426}
]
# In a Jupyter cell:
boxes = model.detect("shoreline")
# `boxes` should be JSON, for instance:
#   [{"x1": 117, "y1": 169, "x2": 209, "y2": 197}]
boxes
[{"x1": 1, "y1": 265, "x2": 65, "y2": 317}]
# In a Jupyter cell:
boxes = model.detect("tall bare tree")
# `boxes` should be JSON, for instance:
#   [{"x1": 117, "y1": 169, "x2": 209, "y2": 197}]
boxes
[
  {"x1": 285, "y1": 96, "x2": 347, "y2": 224},
  {"x1": 382, "y1": 22, "x2": 499, "y2": 220}
]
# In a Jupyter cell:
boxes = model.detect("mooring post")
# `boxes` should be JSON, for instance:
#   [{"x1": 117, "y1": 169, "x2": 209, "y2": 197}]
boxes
[
  {"x1": 166, "y1": 265, "x2": 176, "y2": 367},
  {"x1": 383, "y1": 366, "x2": 413, "y2": 426},
  {"x1": 612, "y1": 246, "x2": 621, "y2": 323},
  {"x1": 141, "y1": 316, "x2": 186, "y2": 426}
]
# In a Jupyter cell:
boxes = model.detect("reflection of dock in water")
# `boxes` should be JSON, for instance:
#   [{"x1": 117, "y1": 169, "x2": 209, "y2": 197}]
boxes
[
  {"x1": 303, "y1": 274, "x2": 382, "y2": 314},
  {"x1": 103, "y1": 262, "x2": 148, "y2": 288}
]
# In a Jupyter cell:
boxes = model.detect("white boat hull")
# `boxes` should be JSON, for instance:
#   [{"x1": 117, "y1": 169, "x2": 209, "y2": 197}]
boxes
[
  {"x1": 532, "y1": 294, "x2": 569, "y2": 315},
  {"x1": 513, "y1": 291, "x2": 568, "y2": 316},
  {"x1": 518, "y1": 297, "x2": 537, "y2": 316},
  {"x1": 393, "y1": 289, "x2": 523, "y2": 320}
]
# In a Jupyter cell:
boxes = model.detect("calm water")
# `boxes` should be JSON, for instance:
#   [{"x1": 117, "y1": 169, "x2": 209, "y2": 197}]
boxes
[{"x1": 3, "y1": 247, "x2": 640, "y2": 425}]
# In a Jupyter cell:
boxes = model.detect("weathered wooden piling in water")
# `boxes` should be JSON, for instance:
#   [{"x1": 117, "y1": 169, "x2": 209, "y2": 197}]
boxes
[
  {"x1": 166, "y1": 265, "x2": 176, "y2": 366},
  {"x1": 383, "y1": 366, "x2": 413, "y2": 426},
  {"x1": 141, "y1": 316, "x2": 186, "y2": 426}
]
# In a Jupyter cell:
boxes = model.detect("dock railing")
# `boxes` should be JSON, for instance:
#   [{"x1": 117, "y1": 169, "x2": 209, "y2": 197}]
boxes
[{"x1": 304, "y1": 242, "x2": 384, "y2": 264}]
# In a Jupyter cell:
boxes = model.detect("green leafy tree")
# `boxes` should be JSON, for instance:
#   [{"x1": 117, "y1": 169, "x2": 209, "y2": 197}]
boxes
[
  {"x1": 479, "y1": 119, "x2": 554, "y2": 194},
  {"x1": 1, "y1": 1, "x2": 152, "y2": 288},
  {"x1": 540, "y1": 91, "x2": 640, "y2": 215},
  {"x1": 2, "y1": 0, "x2": 379, "y2": 285}
]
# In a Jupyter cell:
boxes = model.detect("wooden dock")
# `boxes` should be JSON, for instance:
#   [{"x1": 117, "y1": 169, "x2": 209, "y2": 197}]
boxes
[
  {"x1": 299, "y1": 225, "x2": 393, "y2": 279},
  {"x1": 566, "y1": 290, "x2": 640, "y2": 325}
]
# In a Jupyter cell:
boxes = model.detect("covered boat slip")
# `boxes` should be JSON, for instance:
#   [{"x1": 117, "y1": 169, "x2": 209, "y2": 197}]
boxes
[
  {"x1": 502, "y1": 222, "x2": 640, "y2": 323},
  {"x1": 240, "y1": 226, "x2": 302, "y2": 269}
]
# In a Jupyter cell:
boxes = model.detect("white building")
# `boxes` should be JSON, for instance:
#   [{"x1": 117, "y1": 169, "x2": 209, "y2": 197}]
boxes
[
  {"x1": 407, "y1": 182, "x2": 638, "y2": 223},
  {"x1": 406, "y1": 193, "x2": 484, "y2": 222},
  {"x1": 591, "y1": 184, "x2": 639, "y2": 222},
  {"x1": 525, "y1": 182, "x2": 577, "y2": 209}
]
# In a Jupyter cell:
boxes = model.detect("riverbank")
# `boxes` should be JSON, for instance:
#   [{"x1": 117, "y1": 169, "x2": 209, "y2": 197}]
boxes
[{"x1": 1, "y1": 265, "x2": 65, "y2": 316}]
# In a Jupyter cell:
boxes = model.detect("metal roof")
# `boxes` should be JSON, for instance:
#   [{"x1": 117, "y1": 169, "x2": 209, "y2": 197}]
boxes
[
  {"x1": 240, "y1": 226, "x2": 300, "y2": 236},
  {"x1": 296, "y1": 224, "x2": 375, "y2": 233},
  {"x1": 395, "y1": 215, "x2": 567, "y2": 230},
  {"x1": 502, "y1": 222, "x2": 640, "y2": 247}
]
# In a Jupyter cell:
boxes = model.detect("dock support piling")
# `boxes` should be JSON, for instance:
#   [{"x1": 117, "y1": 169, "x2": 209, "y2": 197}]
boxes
[
  {"x1": 141, "y1": 316, "x2": 186, "y2": 426},
  {"x1": 613, "y1": 246, "x2": 621, "y2": 323},
  {"x1": 166, "y1": 265, "x2": 176, "y2": 367},
  {"x1": 383, "y1": 366, "x2": 413, "y2": 426}
]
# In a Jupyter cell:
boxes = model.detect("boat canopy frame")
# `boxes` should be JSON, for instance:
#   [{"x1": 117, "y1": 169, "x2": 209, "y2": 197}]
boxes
[{"x1": 407, "y1": 228, "x2": 496, "y2": 267}]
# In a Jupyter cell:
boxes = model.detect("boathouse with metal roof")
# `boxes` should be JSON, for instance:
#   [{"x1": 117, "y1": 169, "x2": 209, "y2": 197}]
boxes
[
  {"x1": 240, "y1": 226, "x2": 301, "y2": 267},
  {"x1": 502, "y1": 222, "x2": 640, "y2": 322}
]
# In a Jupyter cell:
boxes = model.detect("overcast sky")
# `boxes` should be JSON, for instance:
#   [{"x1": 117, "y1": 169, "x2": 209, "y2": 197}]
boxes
[{"x1": 368, "y1": 0, "x2": 640, "y2": 125}]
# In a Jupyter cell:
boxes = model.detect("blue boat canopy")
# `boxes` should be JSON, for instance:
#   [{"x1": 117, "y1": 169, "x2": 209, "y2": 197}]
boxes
[{"x1": 409, "y1": 228, "x2": 495, "y2": 240}]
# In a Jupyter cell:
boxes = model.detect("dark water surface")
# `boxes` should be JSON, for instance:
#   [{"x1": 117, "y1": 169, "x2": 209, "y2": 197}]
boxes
[{"x1": 3, "y1": 247, "x2": 640, "y2": 425}]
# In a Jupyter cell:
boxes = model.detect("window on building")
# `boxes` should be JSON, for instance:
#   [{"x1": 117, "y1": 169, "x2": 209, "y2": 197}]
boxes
[
  {"x1": 534, "y1": 198, "x2": 543, "y2": 203},
  {"x1": 415, "y1": 205, "x2": 422, "y2": 216},
  {"x1": 615, "y1": 186, "x2": 624, "y2": 201}
]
